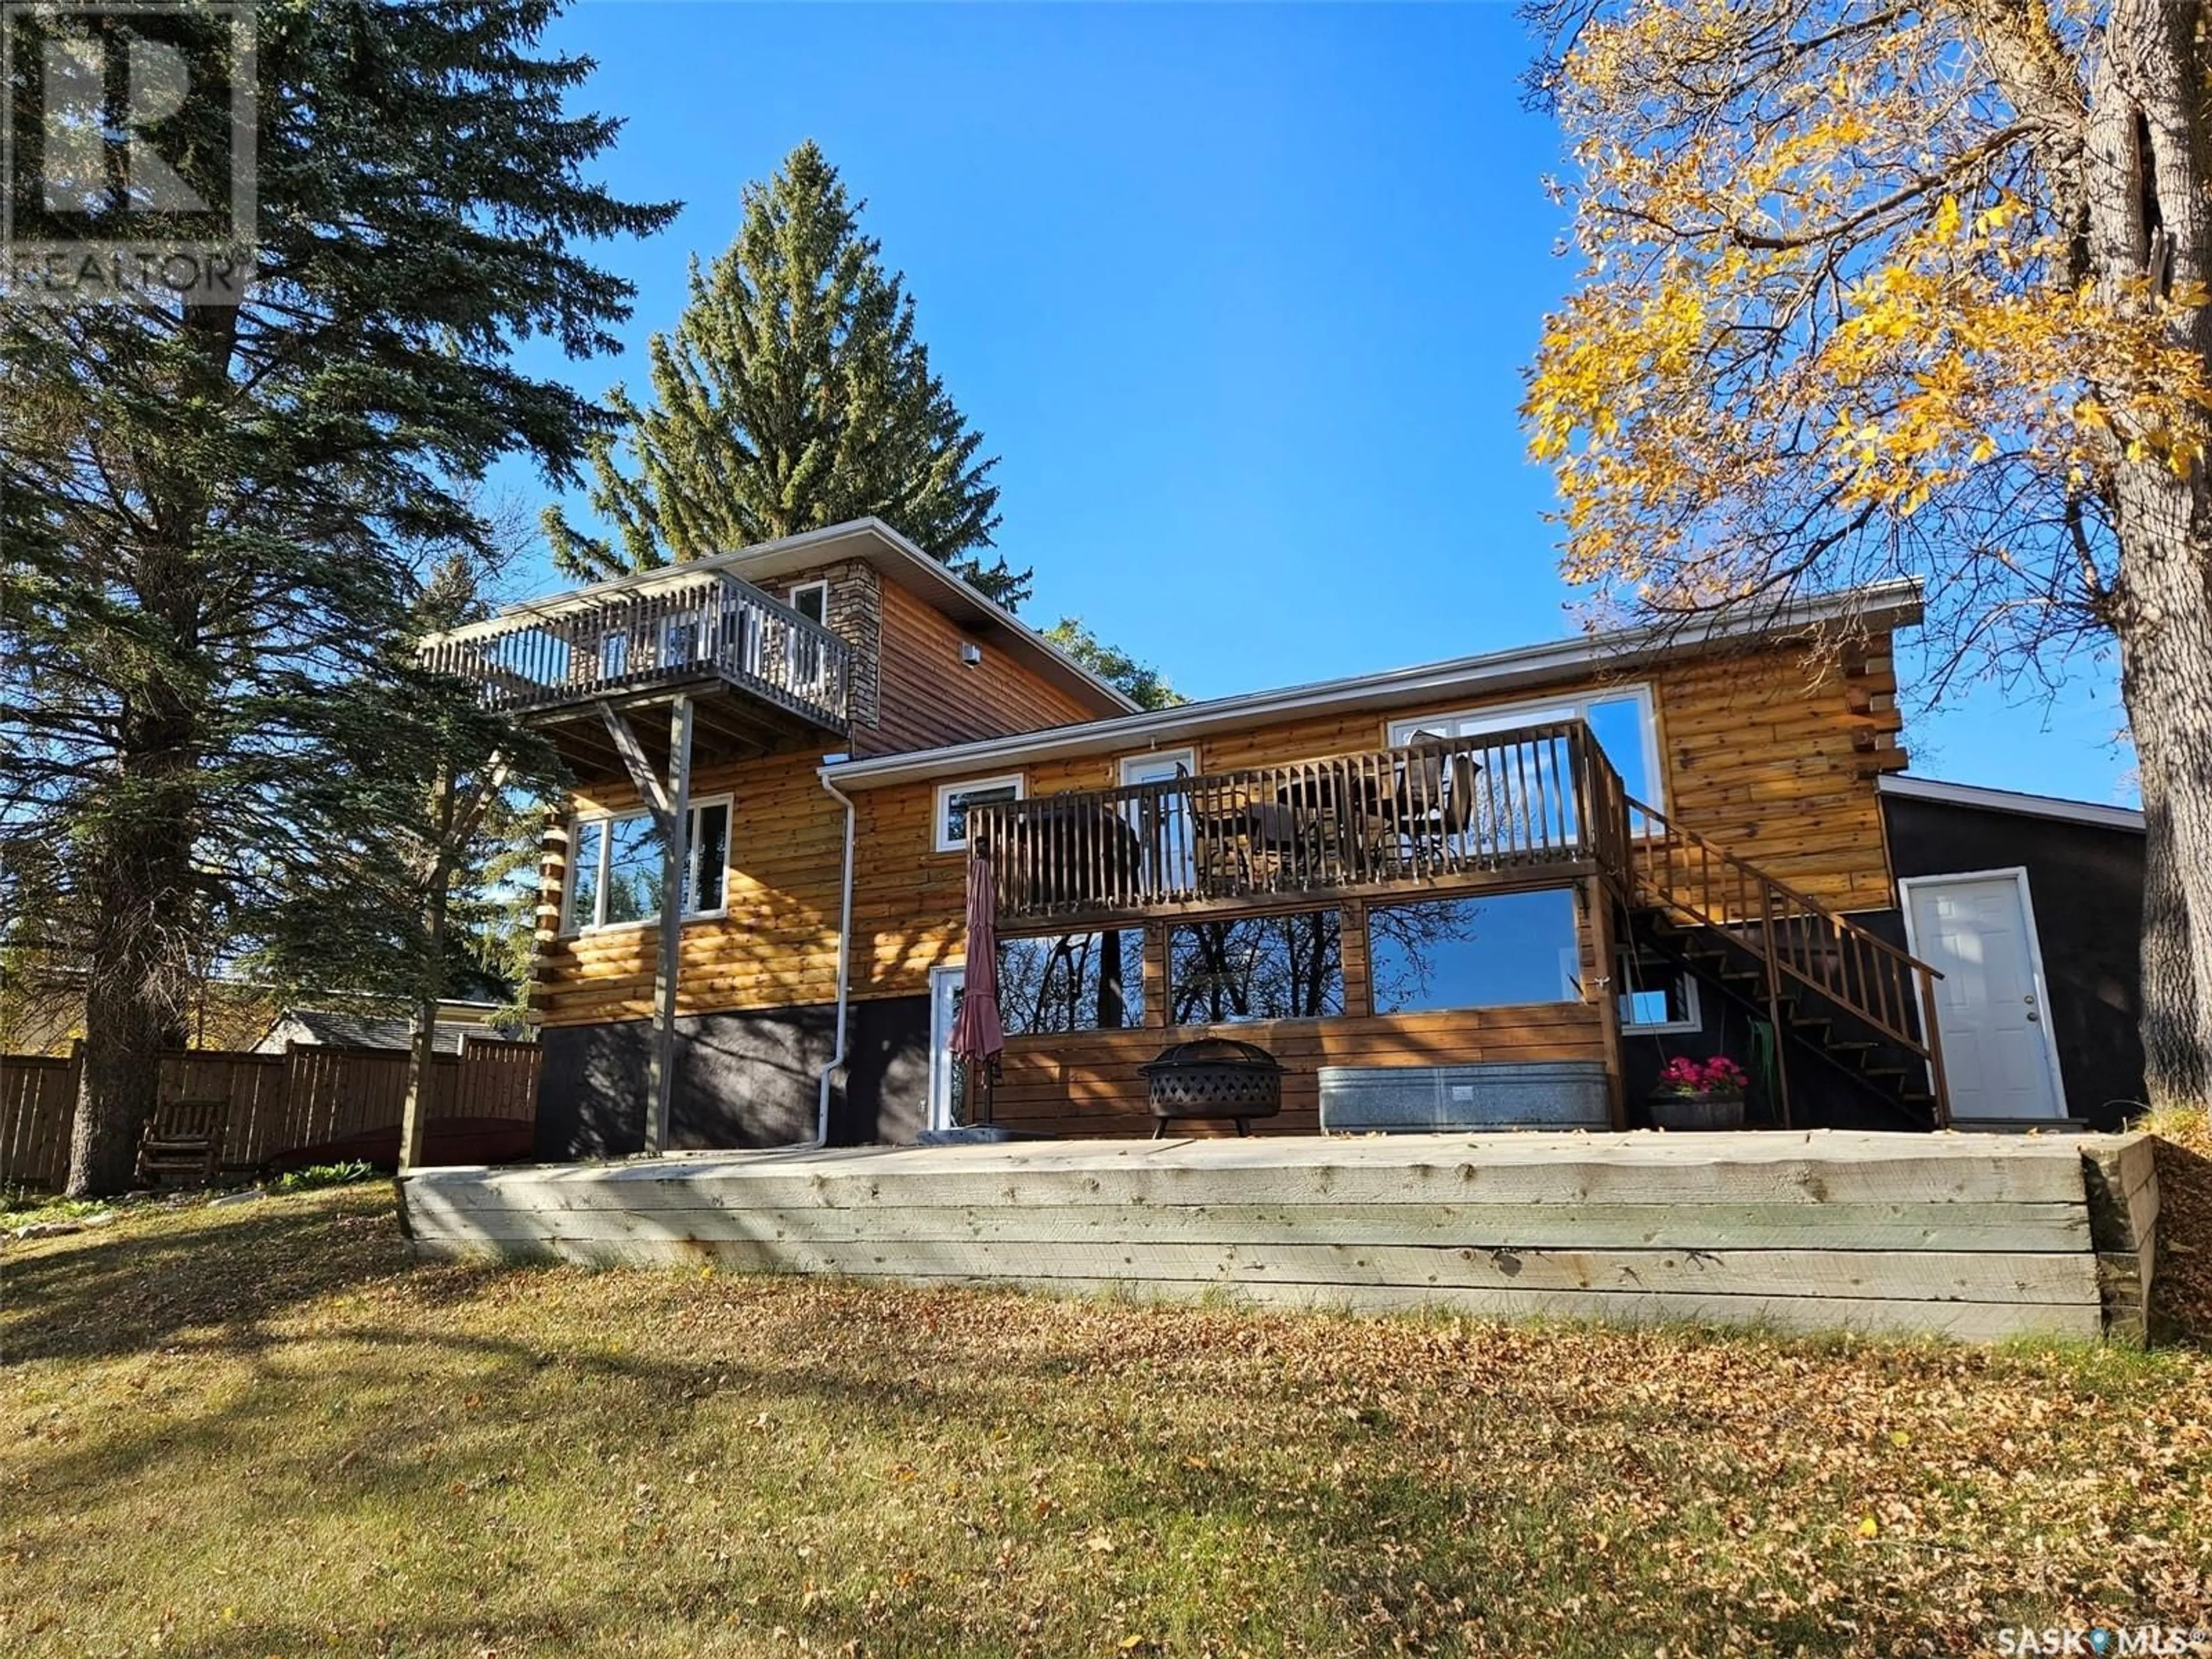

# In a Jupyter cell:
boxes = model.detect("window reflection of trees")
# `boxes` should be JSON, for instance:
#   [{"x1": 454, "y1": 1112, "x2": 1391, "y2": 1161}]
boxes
[
  {"x1": 1169, "y1": 911, "x2": 1344, "y2": 1024},
  {"x1": 998, "y1": 931, "x2": 1138, "y2": 1033},
  {"x1": 1365, "y1": 899, "x2": 1487, "y2": 1013},
  {"x1": 1368, "y1": 892, "x2": 1580, "y2": 1014}
]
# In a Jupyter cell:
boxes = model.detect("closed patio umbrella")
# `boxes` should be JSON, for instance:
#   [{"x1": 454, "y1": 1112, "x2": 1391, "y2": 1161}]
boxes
[{"x1": 949, "y1": 845, "x2": 1006, "y2": 1124}]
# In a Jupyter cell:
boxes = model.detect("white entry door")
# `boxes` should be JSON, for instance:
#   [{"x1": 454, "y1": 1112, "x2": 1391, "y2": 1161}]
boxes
[
  {"x1": 927, "y1": 965, "x2": 967, "y2": 1131},
  {"x1": 1902, "y1": 870, "x2": 2065, "y2": 1120}
]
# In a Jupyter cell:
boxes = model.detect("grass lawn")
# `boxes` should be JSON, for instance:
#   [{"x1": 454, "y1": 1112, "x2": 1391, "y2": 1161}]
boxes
[{"x1": 1, "y1": 1165, "x2": 2209, "y2": 1658}]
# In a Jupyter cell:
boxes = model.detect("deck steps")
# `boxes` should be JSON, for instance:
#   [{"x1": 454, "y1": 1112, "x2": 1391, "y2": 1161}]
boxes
[
  {"x1": 402, "y1": 1130, "x2": 2160, "y2": 1343},
  {"x1": 1626, "y1": 802, "x2": 1950, "y2": 1127}
]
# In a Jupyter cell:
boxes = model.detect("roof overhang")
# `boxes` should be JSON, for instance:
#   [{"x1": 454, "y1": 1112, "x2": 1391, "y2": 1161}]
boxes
[
  {"x1": 820, "y1": 578, "x2": 1925, "y2": 790},
  {"x1": 1878, "y1": 773, "x2": 2143, "y2": 832},
  {"x1": 429, "y1": 519, "x2": 1138, "y2": 719}
]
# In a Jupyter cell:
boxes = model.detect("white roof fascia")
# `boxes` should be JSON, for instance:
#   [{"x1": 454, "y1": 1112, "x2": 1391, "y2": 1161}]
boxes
[
  {"x1": 1878, "y1": 774, "x2": 2144, "y2": 832},
  {"x1": 823, "y1": 578, "x2": 1926, "y2": 791}
]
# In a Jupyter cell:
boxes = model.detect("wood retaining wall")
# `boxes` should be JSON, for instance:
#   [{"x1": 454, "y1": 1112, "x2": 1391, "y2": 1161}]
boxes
[
  {"x1": 1, "y1": 1039, "x2": 539, "y2": 1191},
  {"x1": 402, "y1": 1129, "x2": 2159, "y2": 1343}
]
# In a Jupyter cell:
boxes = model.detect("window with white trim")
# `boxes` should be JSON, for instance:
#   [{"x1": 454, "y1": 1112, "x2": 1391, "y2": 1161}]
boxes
[
  {"x1": 1118, "y1": 748, "x2": 1195, "y2": 787},
  {"x1": 564, "y1": 796, "x2": 732, "y2": 933},
  {"x1": 1118, "y1": 748, "x2": 1197, "y2": 889},
  {"x1": 1389, "y1": 684, "x2": 1664, "y2": 810},
  {"x1": 1617, "y1": 954, "x2": 1702, "y2": 1034},
  {"x1": 789, "y1": 581, "x2": 829, "y2": 626},
  {"x1": 934, "y1": 775, "x2": 1024, "y2": 854}
]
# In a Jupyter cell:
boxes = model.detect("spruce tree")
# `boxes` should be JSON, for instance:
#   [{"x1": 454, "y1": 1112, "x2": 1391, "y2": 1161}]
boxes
[
  {"x1": 544, "y1": 141, "x2": 1025, "y2": 605},
  {"x1": 253, "y1": 552, "x2": 563, "y2": 1169},
  {"x1": 0, "y1": 1, "x2": 675, "y2": 1195}
]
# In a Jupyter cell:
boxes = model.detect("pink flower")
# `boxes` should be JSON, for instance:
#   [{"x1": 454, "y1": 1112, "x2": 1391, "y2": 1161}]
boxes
[{"x1": 1657, "y1": 1055, "x2": 1748, "y2": 1096}]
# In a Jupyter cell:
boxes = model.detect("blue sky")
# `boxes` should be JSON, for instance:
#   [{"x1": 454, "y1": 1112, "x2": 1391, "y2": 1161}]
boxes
[{"x1": 506, "y1": 1, "x2": 2135, "y2": 806}]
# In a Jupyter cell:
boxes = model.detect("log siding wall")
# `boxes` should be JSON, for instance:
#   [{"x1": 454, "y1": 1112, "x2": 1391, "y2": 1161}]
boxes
[
  {"x1": 536, "y1": 565, "x2": 1116, "y2": 1026},
  {"x1": 991, "y1": 1004, "x2": 1609, "y2": 1138},
  {"x1": 863, "y1": 579, "x2": 1099, "y2": 755},
  {"x1": 535, "y1": 637, "x2": 1903, "y2": 1032}
]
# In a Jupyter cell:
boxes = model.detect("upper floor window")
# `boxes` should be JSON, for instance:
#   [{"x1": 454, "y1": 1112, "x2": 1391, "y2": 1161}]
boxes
[
  {"x1": 789, "y1": 581, "x2": 829, "y2": 626},
  {"x1": 935, "y1": 774, "x2": 1024, "y2": 854},
  {"x1": 1389, "y1": 684, "x2": 1663, "y2": 810},
  {"x1": 1119, "y1": 748, "x2": 1195, "y2": 787},
  {"x1": 565, "y1": 796, "x2": 731, "y2": 934}
]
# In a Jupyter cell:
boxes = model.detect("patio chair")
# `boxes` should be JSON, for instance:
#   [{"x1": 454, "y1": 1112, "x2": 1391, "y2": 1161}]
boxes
[
  {"x1": 1440, "y1": 752, "x2": 1481, "y2": 842},
  {"x1": 136, "y1": 1097, "x2": 229, "y2": 1190}
]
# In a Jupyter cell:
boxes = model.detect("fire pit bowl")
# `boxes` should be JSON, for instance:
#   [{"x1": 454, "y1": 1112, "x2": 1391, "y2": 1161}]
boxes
[{"x1": 1141, "y1": 1037, "x2": 1283, "y2": 1138}]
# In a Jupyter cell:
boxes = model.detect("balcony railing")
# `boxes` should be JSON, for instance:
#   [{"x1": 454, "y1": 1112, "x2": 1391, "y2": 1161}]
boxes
[
  {"x1": 420, "y1": 571, "x2": 851, "y2": 733},
  {"x1": 967, "y1": 723, "x2": 1631, "y2": 926}
]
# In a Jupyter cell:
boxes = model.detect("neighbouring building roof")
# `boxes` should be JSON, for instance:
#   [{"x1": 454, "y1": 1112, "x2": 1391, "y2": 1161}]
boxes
[
  {"x1": 1878, "y1": 774, "x2": 2145, "y2": 833},
  {"x1": 431, "y1": 518, "x2": 1139, "y2": 721},
  {"x1": 255, "y1": 1006, "x2": 530, "y2": 1055},
  {"x1": 821, "y1": 577, "x2": 1927, "y2": 789}
]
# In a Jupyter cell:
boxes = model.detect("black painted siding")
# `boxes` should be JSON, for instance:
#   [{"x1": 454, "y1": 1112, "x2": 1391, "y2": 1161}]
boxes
[
  {"x1": 1883, "y1": 794, "x2": 2145, "y2": 1126},
  {"x1": 536, "y1": 996, "x2": 933, "y2": 1159}
]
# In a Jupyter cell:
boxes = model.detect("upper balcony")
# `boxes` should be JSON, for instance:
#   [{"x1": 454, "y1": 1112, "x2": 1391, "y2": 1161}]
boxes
[
  {"x1": 964, "y1": 722, "x2": 1633, "y2": 930},
  {"x1": 421, "y1": 570, "x2": 852, "y2": 771}
]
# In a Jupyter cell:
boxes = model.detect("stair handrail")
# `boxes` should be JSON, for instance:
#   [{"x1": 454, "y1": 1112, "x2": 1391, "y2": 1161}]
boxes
[{"x1": 1616, "y1": 796, "x2": 1950, "y2": 1128}]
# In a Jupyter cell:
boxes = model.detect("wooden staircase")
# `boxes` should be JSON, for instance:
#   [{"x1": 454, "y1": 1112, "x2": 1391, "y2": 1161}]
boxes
[{"x1": 1615, "y1": 800, "x2": 1950, "y2": 1128}]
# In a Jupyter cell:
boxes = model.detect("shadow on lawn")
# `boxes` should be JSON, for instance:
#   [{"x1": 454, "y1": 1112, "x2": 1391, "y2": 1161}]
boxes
[
  {"x1": 10, "y1": 1320, "x2": 1896, "y2": 1659},
  {"x1": 5, "y1": 1188, "x2": 2178, "y2": 1657},
  {"x1": 0, "y1": 1187, "x2": 452, "y2": 1364}
]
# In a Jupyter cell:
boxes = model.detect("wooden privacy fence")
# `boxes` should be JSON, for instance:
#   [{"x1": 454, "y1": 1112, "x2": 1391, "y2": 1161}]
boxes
[
  {"x1": 0, "y1": 1055, "x2": 77, "y2": 1196},
  {"x1": 0, "y1": 1038, "x2": 540, "y2": 1192}
]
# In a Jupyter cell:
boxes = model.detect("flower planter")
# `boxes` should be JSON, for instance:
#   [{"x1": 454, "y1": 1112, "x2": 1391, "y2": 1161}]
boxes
[
  {"x1": 1649, "y1": 1092, "x2": 1747, "y2": 1131},
  {"x1": 1650, "y1": 1056, "x2": 1751, "y2": 1130}
]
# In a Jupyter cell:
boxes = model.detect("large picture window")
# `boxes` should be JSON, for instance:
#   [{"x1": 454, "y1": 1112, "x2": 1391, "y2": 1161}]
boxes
[
  {"x1": 1389, "y1": 684, "x2": 1663, "y2": 810},
  {"x1": 1169, "y1": 910, "x2": 1344, "y2": 1025},
  {"x1": 998, "y1": 930, "x2": 1143, "y2": 1033},
  {"x1": 564, "y1": 797, "x2": 731, "y2": 934},
  {"x1": 1368, "y1": 891, "x2": 1580, "y2": 1014}
]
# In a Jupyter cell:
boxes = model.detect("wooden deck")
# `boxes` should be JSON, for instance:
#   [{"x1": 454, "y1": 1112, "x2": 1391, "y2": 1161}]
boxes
[
  {"x1": 968, "y1": 724, "x2": 1627, "y2": 928},
  {"x1": 399, "y1": 1129, "x2": 2158, "y2": 1343},
  {"x1": 420, "y1": 570, "x2": 851, "y2": 771}
]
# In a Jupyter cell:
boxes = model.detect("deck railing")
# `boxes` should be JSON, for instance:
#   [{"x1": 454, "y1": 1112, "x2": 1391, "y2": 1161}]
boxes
[
  {"x1": 420, "y1": 571, "x2": 851, "y2": 732},
  {"x1": 968, "y1": 722, "x2": 1628, "y2": 925},
  {"x1": 1623, "y1": 802, "x2": 1950, "y2": 1124}
]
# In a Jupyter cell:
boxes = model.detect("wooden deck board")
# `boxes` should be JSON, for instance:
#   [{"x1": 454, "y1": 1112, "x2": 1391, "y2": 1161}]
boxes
[{"x1": 400, "y1": 1128, "x2": 2152, "y2": 1342}]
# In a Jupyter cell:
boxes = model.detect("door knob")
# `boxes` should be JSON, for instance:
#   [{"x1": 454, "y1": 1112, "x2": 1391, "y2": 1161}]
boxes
[{"x1": 2026, "y1": 1012, "x2": 2040, "y2": 1024}]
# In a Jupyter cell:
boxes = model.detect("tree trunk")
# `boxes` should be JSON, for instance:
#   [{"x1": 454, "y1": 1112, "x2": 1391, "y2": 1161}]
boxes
[
  {"x1": 65, "y1": 305, "x2": 233, "y2": 1197},
  {"x1": 67, "y1": 788, "x2": 193, "y2": 1196},
  {"x1": 2138, "y1": 769, "x2": 2205, "y2": 1103},
  {"x1": 400, "y1": 766, "x2": 465, "y2": 1173},
  {"x1": 2113, "y1": 562, "x2": 2212, "y2": 1110},
  {"x1": 398, "y1": 875, "x2": 450, "y2": 1174},
  {"x1": 2086, "y1": 0, "x2": 2212, "y2": 1112}
]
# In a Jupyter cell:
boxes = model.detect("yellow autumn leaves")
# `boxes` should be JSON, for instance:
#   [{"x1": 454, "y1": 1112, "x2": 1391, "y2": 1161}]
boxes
[{"x1": 1524, "y1": 0, "x2": 2212, "y2": 600}]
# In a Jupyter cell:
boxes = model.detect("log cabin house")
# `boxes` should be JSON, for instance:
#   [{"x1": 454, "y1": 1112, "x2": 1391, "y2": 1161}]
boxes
[{"x1": 421, "y1": 518, "x2": 2142, "y2": 1158}]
